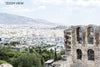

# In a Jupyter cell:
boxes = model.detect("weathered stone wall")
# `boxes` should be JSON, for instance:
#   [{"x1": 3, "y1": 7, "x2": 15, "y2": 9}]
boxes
[
  {"x1": 64, "y1": 24, "x2": 100, "y2": 67},
  {"x1": 64, "y1": 28, "x2": 72, "y2": 57}
]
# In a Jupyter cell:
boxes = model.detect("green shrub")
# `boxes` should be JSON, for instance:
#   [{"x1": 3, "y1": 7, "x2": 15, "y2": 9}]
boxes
[{"x1": 0, "y1": 60, "x2": 9, "y2": 64}]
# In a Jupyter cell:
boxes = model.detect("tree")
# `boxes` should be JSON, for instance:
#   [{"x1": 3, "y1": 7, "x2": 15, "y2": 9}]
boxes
[
  {"x1": 57, "y1": 53, "x2": 61, "y2": 60},
  {"x1": 0, "y1": 46, "x2": 17, "y2": 62},
  {"x1": 0, "y1": 60, "x2": 9, "y2": 64},
  {"x1": 54, "y1": 48, "x2": 57, "y2": 61},
  {"x1": 0, "y1": 45, "x2": 45, "y2": 67},
  {"x1": 29, "y1": 48, "x2": 34, "y2": 53},
  {"x1": 12, "y1": 53, "x2": 42, "y2": 67},
  {"x1": 10, "y1": 41, "x2": 20, "y2": 46},
  {"x1": 60, "y1": 51, "x2": 65, "y2": 55},
  {"x1": 50, "y1": 49, "x2": 54, "y2": 59}
]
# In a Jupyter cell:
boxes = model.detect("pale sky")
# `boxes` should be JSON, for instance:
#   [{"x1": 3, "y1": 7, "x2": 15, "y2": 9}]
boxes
[{"x1": 0, "y1": 0, "x2": 100, "y2": 25}]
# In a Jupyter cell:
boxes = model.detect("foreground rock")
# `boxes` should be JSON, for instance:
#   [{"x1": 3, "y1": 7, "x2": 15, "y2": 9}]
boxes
[{"x1": 0, "y1": 64, "x2": 13, "y2": 67}]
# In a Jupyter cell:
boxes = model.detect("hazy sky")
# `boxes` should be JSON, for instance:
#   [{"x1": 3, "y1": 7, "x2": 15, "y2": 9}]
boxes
[{"x1": 0, "y1": 0, "x2": 100, "y2": 25}]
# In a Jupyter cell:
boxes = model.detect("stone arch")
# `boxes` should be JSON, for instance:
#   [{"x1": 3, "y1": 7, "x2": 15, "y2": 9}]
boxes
[
  {"x1": 87, "y1": 49, "x2": 94, "y2": 60},
  {"x1": 77, "y1": 49, "x2": 82, "y2": 60},
  {"x1": 76, "y1": 27, "x2": 82, "y2": 44},
  {"x1": 87, "y1": 26, "x2": 94, "y2": 44}
]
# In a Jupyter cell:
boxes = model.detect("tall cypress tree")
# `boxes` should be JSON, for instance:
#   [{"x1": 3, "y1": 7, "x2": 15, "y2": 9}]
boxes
[{"x1": 54, "y1": 48, "x2": 57, "y2": 61}]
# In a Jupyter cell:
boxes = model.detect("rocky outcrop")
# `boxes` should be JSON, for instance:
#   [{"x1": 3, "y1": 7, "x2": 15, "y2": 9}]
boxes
[{"x1": 0, "y1": 64, "x2": 13, "y2": 67}]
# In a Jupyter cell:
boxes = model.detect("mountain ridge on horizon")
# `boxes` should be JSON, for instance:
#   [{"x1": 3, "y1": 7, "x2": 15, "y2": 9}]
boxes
[{"x1": 0, "y1": 13, "x2": 57, "y2": 26}]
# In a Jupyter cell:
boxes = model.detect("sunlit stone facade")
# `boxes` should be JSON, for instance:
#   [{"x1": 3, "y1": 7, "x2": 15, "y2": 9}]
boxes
[{"x1": 64, "y1": 25, "x2": 100, "y2": 67}]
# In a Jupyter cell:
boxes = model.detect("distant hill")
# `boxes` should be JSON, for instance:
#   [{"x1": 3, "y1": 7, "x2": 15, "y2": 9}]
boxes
[
  {"x1": 0, "y1": 13, "x2": 57, "y2": 26},
  {"x1": 51, "y1": 25, "x2": 68, "y2": 29}
]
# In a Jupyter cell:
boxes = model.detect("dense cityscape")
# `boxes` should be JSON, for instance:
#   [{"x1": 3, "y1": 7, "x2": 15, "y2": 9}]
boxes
[
  {"x1": 0, "y1": 24, "x2": 67, "y2": 67},
  {"x1": 0, "y1": 0, "x2": 99, "y2": 67}
]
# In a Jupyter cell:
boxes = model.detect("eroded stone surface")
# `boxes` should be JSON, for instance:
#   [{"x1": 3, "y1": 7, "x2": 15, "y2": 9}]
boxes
[{"x1": 64, "y1": 25, "x2": 100, "y2": 67}]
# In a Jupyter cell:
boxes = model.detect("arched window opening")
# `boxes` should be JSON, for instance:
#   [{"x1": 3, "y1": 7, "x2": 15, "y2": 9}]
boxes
[
  {"x1": 77, "y1": 49, "x2": 82, "y2": 60},
  {"x1": 88, "y1": 49, "x2": 94, "y2": 61},
  {"x1": 79, "y1": 37, "x2": 82, "y2": 44},
  {"x1": 87, "y1": 27, "x2": 94, "y2": 44},
  {"x1": 64, "y1": 35, "x2": 71, "y2": 45},
  {"x1": 89, "y1": 36, "x2": 94, "y2": 44},
  {"x1": 76, "y1": 27, "x2": 82, "y2": 44},
  {"x1": 65, "y1": 35, "x2": 69, "y2": 40},
  {"x1": 90, "y1": 27, "x2": 94, "y2": 32}
]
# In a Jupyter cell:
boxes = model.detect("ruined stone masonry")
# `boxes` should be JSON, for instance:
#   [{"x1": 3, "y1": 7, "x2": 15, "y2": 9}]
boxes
[{"x1": 64, "y1": 25, "x2": 100, "y2": 67}]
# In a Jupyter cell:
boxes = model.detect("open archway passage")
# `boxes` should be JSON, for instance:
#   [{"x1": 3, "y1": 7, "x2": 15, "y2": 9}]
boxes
[
  {"x1": 88, "y1": 49, "x2": 94, "y2": 61},
  {"x1": 76, "y1": 27, "x2": 82, "y2": 44},
  {"x1": 87, "y1": 27, "x2": 94, "y2": 44},
  {"x1": 77, "y1": 49, "x2": 82, "y2": 60}
]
